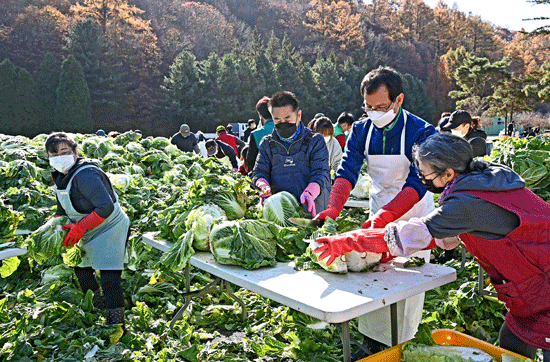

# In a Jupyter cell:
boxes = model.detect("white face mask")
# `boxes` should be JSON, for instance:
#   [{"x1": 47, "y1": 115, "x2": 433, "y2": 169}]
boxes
[
  {"x1": 323, "y1": 136, "x2": 332, "y2": 143},
  {"x1": 367, "y1": 108, "x2": 396, "y2": 128},
  {"x1": 49, "y1": 154, "x2": 76, "y2": 173}
]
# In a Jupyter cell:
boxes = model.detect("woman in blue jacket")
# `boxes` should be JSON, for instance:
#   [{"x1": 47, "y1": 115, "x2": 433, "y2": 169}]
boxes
[
  {"x1": 46, "y1": 133, "x2": 129, "y2": 329},
  {"x1": 253, "y1": 91, "x2": 331, "y2": 217}
]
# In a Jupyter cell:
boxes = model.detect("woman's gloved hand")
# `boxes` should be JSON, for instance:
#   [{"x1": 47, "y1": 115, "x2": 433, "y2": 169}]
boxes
[
  {"x1": 314, "y1": 228, "x2": 389, "y2": 266},
  {"x1": 255, "y1": 178, "x2": 272, "y2": 205},
  {"x1": 62, "y1": 211, "x2": 105, "y2": 247},
  {"x1": 300, "y1": 182, "x2": 320, "y2": 217}
]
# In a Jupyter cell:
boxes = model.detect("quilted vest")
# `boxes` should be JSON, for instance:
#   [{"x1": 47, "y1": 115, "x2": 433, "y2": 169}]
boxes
[{"x1": 457, "y1": 188, "x2": 550, "y2": 350}]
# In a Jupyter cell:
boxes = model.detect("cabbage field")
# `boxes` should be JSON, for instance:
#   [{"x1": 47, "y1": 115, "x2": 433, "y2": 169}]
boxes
[{"x1": 1, "y1": 132, "x2": 549, "y2": 361}]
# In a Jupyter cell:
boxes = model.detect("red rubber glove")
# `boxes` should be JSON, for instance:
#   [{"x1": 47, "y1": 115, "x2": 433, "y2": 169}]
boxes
[
  {"x1": 62, "y1": 211, "x2": 105, "y2": 247},
  {"x1": 362, "y1": 187, "x2": 419, "y2": 229},
  {"x1": 314, "y1": 228, "x2": 388, "y2": 266},
  {"x1": 316, "y1": 178, "x2": 353, "y2": 221},
  {"x1": 300, "y1": 182, "x2": 321, "y2": 217}
]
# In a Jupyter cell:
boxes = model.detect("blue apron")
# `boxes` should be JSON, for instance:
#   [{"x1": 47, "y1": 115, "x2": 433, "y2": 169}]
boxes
[{"x1": 56, "y1": 165, "x2": 129, "y2": 270}]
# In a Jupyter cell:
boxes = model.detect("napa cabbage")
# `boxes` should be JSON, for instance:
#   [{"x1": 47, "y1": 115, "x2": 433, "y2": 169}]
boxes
[
  {"x1": 401, "y1": 345, "x2": 494, "y2": 362},
  {"x1": 114, "y1": 130, "x2": 142, "y2": 146},
  {"x1": 160, "y1": 229, "x2": 195, "y2": 272},
  {"x1": 185, "y1": 204, "x2": 226, "y2": 251},
  {"x1": 209, "y1": 220, "x2": 278, "y2": 270},
  {"x1": 108, "y1": 173, "x2": 131, "y2": 193},
  {"x1": 345, "y1": 250, "x2": 382, "y2": 272},
  {"x1": 262, "y1": 191, "x2": 300, "y2": 227},
  {"x1": 303, "y1": 218, "x2": 381, "y2": 273},
  {"x1": 304, "y1": 240, "x2": 348, "y2": 273},
  {"x1": 350, "y1": 174, "x2": 372, "y2": 199},
  {"x1": 213, "y1": 192, "x2": 246, "y2": 220},
  {"x1": 24, "y1": 216, "x2": 85, "y2": 266}
]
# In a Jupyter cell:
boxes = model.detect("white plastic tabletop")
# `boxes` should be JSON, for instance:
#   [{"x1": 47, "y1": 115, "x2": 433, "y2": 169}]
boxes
[{"x1": 142, "y1": 232, "x2": 456, "y2": 324}]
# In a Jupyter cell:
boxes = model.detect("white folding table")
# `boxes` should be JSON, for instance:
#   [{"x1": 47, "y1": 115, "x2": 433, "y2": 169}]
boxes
[
  {"x1": 0, "y1": 247, "x2": 27, "y2": 261},
  {"x1": 142, "y1": 232, "x2": 456, "y2": 362},
  {"x1": 1, "y1": 230, "x2": 28, "y2": 261},
  {"x1": 344, "y1": 199, "x2": 370, "y2": 208}
]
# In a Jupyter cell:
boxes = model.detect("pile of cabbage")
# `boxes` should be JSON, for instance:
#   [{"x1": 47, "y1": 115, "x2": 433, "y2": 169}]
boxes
[{"x1": 0, "y1": 131, "x2": 374, "y2": 275}]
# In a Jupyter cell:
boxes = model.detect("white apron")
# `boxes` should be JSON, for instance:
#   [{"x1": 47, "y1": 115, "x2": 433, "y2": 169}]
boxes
[
  {"x1": 358, "y1": 111, "x2": 435, "y2": 345},
  {"x1": 56, "y1": 165, "x2": 129, "y2": 270}
]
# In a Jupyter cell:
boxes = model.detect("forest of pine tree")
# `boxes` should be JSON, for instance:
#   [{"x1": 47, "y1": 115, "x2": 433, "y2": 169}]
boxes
[{"x1": 0, "y1": 0, "x2": 549, "y2": 137}]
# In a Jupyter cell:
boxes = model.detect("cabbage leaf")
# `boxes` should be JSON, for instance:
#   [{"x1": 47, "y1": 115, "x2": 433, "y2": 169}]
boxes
[
  {"x1": 262, "y1": 191, "x2": 300, "y2": 227},
  {"x1": 209, "y1": 220, "x2": 278, "y2": 270},
  {"x1": 186, "y1": 204, "x2": 226, "y2": 251}
]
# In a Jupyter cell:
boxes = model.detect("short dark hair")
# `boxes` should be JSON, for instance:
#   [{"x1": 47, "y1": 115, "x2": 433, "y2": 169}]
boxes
[
  {"x1": 337, "y1": 112, "x2": 355, "y2": 126},
  {"x1": 256, "y1": 96, "x2": 272, "y2": 120},
  {"x1": 307, "y1": 118, "x2": 317, "y2": 130},
  {"x1": 360, "y1": 66, "x2": 403, "y2": 102},
  {"x1": 313, "y1": 116, "x2": 334, "y2": 137},
  {"x1": 45, "y1": 132, "x2": 77, "y2": 155},
  {"x1": 247, "y1": 119, "x2": 256, "y2": 126},
  {"x1": 269, "y1": 91, "x2": 299, "y2": 112},
  {"x1": 205, "y1": 139, "x2": 216, "y2": 149},
  {"x1": 471, "y1": 116, "x2": 481, "y2": 130}
]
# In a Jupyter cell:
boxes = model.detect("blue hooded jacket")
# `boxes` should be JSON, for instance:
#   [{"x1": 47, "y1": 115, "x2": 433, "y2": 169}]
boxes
[{"x1": 254, "y1": 124, "x2": 331, "y2": 213}]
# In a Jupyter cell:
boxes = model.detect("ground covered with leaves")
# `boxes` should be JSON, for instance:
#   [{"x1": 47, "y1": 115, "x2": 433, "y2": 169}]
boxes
[{"x1": 0, "y1": 240, "x2": 510, "y2": 362}]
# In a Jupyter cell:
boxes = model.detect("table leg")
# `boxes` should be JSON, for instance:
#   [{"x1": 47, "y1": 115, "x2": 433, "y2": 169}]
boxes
[
  {"x1": 223, "y1": 280, "x2": 248, "y2": 322},
  {"x1": 185, "y1": 263, "x2": 190, "y2": 294},
  {"x1": 339, "y1": 321, "x2": 351, "y2": 362},
  {"x1": 390, "y1": 302, "x2": 398, "y2": 346},
  {"x1": 169, "y1": 265, "x2": 219, "y2": 329},
  {"x1": 170, "y1": 264, "x2": 192, "y2": 329}
]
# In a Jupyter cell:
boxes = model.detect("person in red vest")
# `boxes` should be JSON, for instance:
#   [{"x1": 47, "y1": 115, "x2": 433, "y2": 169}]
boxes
[
  {"x1": 314, "y1": 132, "x2": 550, "y2": 361},
  {"x1": 216, "y1": 125, "x2": 245, "y2": 157}
]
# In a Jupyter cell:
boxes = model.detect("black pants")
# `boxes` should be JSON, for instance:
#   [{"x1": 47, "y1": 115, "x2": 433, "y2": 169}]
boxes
[
  {"x1": 74, "y1": 267, "x2": 124, "y2": 309},
  {"x1": 500, "y1": 322, "x2": 550, "y2": 361}
]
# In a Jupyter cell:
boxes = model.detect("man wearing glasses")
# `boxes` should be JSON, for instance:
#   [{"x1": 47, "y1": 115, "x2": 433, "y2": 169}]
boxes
[{"x1": 316, "y1": 66, "x2": 436, "y2": 359}]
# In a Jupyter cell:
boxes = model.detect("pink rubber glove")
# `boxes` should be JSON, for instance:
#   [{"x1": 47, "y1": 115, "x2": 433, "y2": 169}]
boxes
[
  {"x1": 256, "y1": 178, "x2": 272, "y2": 205},
  {"x1": 362, "y1": 187, "x2": 420, "y2": 229},
  {"x1": 62, "y1": 211, "x2": 105, "y2": 247},
  {"x1": 300, "y1": 182, "x2": 321, "y2": 217}
]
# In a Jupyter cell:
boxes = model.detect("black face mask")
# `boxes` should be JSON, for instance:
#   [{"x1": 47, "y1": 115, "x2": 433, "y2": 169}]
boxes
[
  {"x1": 419, "y1": 172, "x2": 450, "y2": 194},
  {"x1": 275, "y1": 122, "x2": 297, "y2": 139}
]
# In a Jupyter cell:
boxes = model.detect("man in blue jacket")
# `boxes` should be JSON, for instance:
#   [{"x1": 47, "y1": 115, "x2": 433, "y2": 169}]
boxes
[
  {"x1": 316, "y1": 66, "x2": 437, "y2": 359},
  {"x1": 246, "y1": 96, "x2": 274, "y2": 172},
  {"x1": 253, "y1": 91, "x2": 331, "y2": 216}
]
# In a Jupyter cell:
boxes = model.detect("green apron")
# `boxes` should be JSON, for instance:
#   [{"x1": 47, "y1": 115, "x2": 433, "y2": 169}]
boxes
[{"x1": 56, "y1": 165, "x2": 129, "y2": 270}]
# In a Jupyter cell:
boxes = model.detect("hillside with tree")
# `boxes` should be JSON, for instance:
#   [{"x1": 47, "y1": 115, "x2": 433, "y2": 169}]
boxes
[{"x1": 1, "y1": 0, "x2": 549, "y2": 136}]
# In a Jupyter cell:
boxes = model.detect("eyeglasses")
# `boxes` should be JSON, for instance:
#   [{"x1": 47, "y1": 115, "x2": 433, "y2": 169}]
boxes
[
  {"x1": 362, "y1": 100, "x2": 394, "y2": 113},
  {"x1": 48, "y1": 148, "x2": 74, "y2": 159},
  {"x1": 416, "y1": 169, "x2": 441, "y2": 180}
]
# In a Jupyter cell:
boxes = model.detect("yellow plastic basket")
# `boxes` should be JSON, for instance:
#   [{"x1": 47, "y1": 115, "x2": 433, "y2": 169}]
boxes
[{"x1": 357, "y1": 329, "x2": 530, "y2": 361}]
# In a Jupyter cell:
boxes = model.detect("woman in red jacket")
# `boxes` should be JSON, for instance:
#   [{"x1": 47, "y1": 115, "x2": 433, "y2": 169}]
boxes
[{"x1": 315, "y1": 133, "x2": 550, "y2": 361}]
